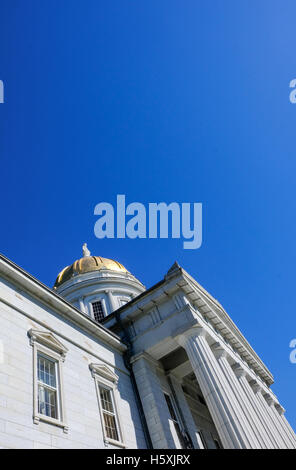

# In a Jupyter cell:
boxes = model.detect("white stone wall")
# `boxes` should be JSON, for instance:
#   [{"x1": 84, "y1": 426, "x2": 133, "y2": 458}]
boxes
[{"x1": 0, "y1": 276, "x2": 146, "y2": 449}]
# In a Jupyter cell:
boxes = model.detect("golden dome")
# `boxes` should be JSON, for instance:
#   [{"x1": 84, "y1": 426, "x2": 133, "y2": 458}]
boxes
[{"x1": 54, "y1": 255, "x2": 128, "y2": 289}]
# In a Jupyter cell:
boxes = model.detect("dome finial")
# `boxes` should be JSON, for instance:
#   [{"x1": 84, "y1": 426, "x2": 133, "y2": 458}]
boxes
[{"x1": 82, "y1": 243, "x2": 91, "y2": 257}]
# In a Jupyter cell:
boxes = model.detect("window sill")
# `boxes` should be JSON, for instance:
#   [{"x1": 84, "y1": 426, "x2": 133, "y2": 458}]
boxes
[
  {"x1": 34, "y1": 414, "x2": 69, "y2": 433},
  {"x1": 104, "y1": 438, "x2": 126, "y2": 449}
]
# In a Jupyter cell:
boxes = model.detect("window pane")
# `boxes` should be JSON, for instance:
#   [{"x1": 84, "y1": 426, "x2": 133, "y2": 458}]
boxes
[
  {"x1": 100, "y1": 388, "x2": 114, "y2": 413},
  {"x1": 198, "y1": 431, "x2": 208, "y2": 449},
  {"x1": 164, "y1": 394, "x2": 177, "y2": 421},
  {"x1": 99, "y1": 386, "x2": 120, "y2": 441},
  {"x1": 38, "y1": 354, "x2": 56, "y2": 388},
  {"x1": 164, "y1": 393, "x2": 186, "y2": 449},
  {"x1": 38, "y1": 385, "x2": 57, "y2": 419},
  {"x1": 103, "y1": 412, "x2": 119, "y2": 441},
  {"x1": 92, "y1": 301, "x2": 104, "y2": 322}
]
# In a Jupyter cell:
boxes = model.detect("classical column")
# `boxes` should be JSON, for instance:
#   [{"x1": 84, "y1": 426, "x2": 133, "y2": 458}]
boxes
[
  {"x1": 78, "y1": 297, "x2": 87, "y2": 314},
  {"x1": 275, "y1": 404, "x2": 296, "y2": 448},
  {"x1": 247, "y1": 380, "x2": 280, "y2": 448},
  {"x1": 249, "y1": 381, "x2": 287, "y2": 449},
  {"x1": 177, "y1": 326, "x2": 255, "y2": 449},
  {"x1": 264, "y1": 395, "x2": 295, "y2": 449},
  {"x1": 232, "y1": 364, "x2": 274, "y2": 449},
  {"x1": 212, "y1": 344, "x2": 262, "y2": 449},
  {"x1": 105, "y1": 290, "x2": 117, "y2": 313}
]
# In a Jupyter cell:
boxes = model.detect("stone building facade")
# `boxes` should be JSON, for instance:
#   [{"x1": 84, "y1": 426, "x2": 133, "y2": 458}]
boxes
[{"x1": 0, "y1": 247, "x2": 295, "y2": 449}]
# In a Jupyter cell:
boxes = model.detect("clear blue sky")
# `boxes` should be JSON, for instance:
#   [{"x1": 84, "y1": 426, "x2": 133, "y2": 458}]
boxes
[{"x1": 1, "y1": 1, "x2": 296, "y2": 428}]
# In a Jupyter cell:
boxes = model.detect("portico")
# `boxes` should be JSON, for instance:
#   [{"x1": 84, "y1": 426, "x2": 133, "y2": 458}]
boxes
[{"x1": 103, "y1": 262, "x2": 296, "y2": 449}]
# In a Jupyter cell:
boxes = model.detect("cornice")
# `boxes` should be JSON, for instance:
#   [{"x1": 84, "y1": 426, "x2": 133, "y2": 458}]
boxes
[
  {"x1": 55, "y1": 270, "x2": 145, "y2": 296},
  {"x1": 104, "y1": 263, "x2": 274, "y2": 386},
  {"x1": 176, "y1": 270, "x2": 273, "y2": 385},
  {"x1": 0, "y1": 254, "x2": 126, "y2": 353}
]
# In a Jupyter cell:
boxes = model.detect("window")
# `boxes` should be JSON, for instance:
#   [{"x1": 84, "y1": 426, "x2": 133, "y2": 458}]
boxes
[
  {"x1": 29, "y1": 329, "x2": 68, "y2": 432},
  {"x1": 92, "y1": 300, "x2": 105, "y2": 322},
  {"x1": 197, "y1": 430, "x2": 208, "y2": 449},
  {"x1": 164, "y1": 393, "x2": 186, "y2": 449},
  {"x1": 90, "y1": 363, "x2": 125, "y2": 447},
  {"x1": 37, "y1": 353, "x2": 58, "y2": 419},
  {"x1": 99, "y1": 386, "x2": 119, "y2": 441}
]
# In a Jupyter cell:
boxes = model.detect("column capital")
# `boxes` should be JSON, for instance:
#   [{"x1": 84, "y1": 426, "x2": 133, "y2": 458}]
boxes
[
  {"x1": 263, "y1": 393, "x2": 275, "y2": 407},
  {"x1": 211, "y1": 342, "x2": 228, "y2": 359},
  {"x1": 232, "y1": 363, "x2": 246, "y2": 379},
  {"x1": 176, "y1": 325, "x2": 206, "y2": 347},
  {"x1": 275, "y1": 403, "x2": 285, "y2": 416},
  {"x1": 249, "y1": 380, "x2": 262, "y2": 394}
]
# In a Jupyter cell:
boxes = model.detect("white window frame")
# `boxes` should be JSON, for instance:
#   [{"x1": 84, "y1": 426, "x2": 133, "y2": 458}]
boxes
[
  {"x1": 86, "y1": 294, "x2": 107, "y2": 319},
  {"x1": 91, "y1": 299, "x2": 106, "y2": 322},
  {"x1": 163, "y1": 391, "x2": 186, "y2": 449},
  {"x1": 29, "y1": 329, "x2": 68, "y2": 433},
  {"x1": 90, "y1": 363, "x2": 125, "y2": 448}
]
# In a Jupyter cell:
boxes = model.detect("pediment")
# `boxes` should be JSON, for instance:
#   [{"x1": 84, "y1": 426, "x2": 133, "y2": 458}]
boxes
[
  {"x1": 89, "y1": 363, "x2": 119, "y2": 383},
  {"x1": 28, "y1": 329, "x2": 68, "y2": 356}
]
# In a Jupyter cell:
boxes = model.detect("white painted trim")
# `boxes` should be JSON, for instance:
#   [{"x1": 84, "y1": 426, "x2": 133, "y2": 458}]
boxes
[
  {"x1": 90, "y1": 363, "x2": 126, "y2": 448},
  {"x1": 29, "y1": 329, "x2": 68, "y2": 433},
  {"x1": 87, "y1": 294, "x2": 108, "y2": 318}
]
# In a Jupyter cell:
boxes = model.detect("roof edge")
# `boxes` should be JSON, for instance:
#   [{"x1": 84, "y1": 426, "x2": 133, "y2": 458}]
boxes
[{"x1": 0, "y1": 253, "x2": 127, "y2": 353}]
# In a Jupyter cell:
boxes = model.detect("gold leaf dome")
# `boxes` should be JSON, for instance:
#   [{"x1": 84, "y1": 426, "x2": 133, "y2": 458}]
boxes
[{"x1": 54, "y1": 255, "x2": 128, "y2": 289}]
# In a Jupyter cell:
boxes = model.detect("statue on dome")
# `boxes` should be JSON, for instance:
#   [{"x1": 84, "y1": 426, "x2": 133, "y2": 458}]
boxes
[{"x1": 82, "y1": 243, "x2": 91, "y2": 257}]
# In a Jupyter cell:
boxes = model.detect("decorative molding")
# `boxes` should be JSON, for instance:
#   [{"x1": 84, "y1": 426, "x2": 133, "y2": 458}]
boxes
[
  {"x1": 211, "y1": 342, "x2": 228, "y2": 359},
  {"x1": 165, "y1": 261, "x2": 181, "y2": 279},
  {"x1": 89, "y1": 363, "x2": 119, "y2": 383},
  {"x1": 174, "y1": 323, "x2": 206, "y2": 348},
  {"x1": 275, "y1": 403, "x2": 285, "y2": 416},
  {"x1": 264, "y1": 394, "x2": 275, "y2": 406},
  {"x1": 249, "y1": 379, "x2": 261, "y2": 394},
  {"x1": 29, "y1": 329, "x2": 68, "y2": 432},
  {"x1": 0, "y1": 255, "x2": 127, "y2": 353},
  {"x1": 149, "y1": 305, "x2": 162, "y2": 326},
  {"x1": 232, "y1": 363, "x2": 246, "y2": 379},
  {"x1": 28, "y1": 328, "x2": 68, "y2": 360},
  {"x1": 90, "y1": 363, "x2": 125, "y2": 448}
]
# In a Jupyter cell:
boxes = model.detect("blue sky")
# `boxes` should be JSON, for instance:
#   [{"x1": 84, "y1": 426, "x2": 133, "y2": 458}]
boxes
[{"x1": 1, "y1": 1, "x2": 296, "y2": 428}]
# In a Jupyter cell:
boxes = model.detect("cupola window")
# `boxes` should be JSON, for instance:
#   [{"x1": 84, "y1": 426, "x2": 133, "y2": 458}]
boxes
[{"x1": 92, "y1": 300, "x2": 105, "y2": 322}]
